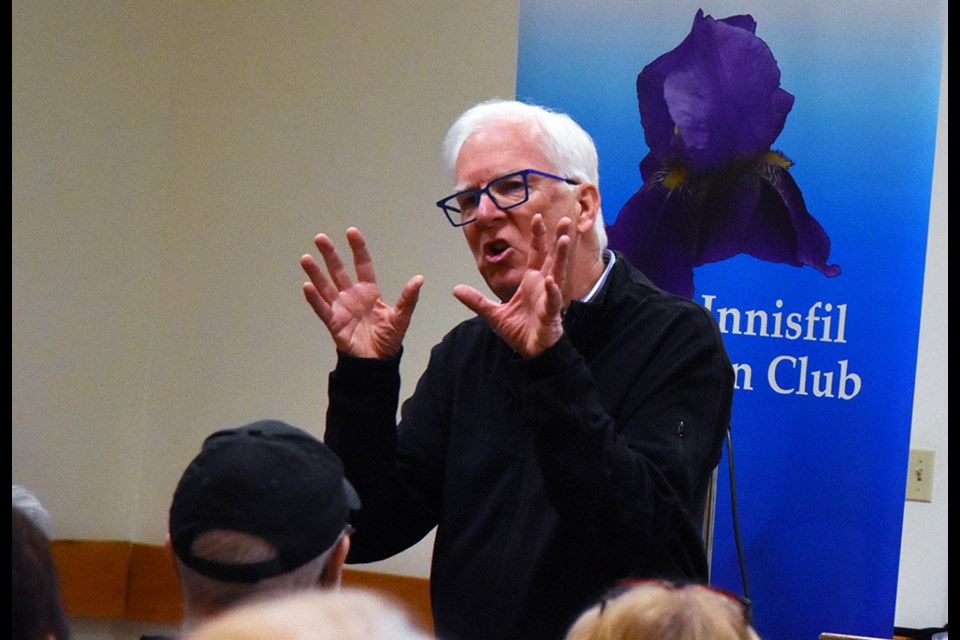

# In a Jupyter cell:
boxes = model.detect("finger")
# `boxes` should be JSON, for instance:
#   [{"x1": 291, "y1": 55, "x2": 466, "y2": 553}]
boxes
[
  {"x1": 554, "y1": 216, "x2": 573, "y2": 243},
  {"x1": 543, "y1": 274, "x2": 564, "y2": 318},
  {"x1": 394, "y1": 275, "x2": 425, "y2": 324},
  {"x1": 346, "y1": 227, "x2": 378, "y2": 285},
  {"x1": 302, "y1": 281, "x2": 333, "y2": 325},
  {"x1": 300, "y1": 253, "x2": 340, "y2": 305},
  {"x1": 453, "y1": 284, "x2": 497, "y2": 319},
  {"x1": 551, "y1": 233, "x2": 571, "y2": 293},
  {"x1": 534, "y1": 216, "x2": 567, "y2": 280},
  {"x1": 528, "y1": 213, "x2": 547, "y2": 269},
  {"x1": 313, "y1": 233, "x2": 354, "y2": 291}
]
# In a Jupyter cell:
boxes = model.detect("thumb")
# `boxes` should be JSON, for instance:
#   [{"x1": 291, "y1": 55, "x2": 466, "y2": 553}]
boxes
[{"x1": 453, "y1": 284, "x2": 494, "y2": 318}]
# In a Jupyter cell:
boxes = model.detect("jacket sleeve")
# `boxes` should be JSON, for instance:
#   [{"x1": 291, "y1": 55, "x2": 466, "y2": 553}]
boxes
[{"x1": 324, "y1": 350, "x2": 440, "y2": 563}]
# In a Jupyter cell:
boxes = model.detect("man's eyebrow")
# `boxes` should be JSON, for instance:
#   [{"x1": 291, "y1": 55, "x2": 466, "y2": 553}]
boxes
[{"x1": 454, "y1": 169, "x2": 524, "y2": 192}]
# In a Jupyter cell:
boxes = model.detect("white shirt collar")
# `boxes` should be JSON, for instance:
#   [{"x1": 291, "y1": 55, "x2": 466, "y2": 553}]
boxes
[{"x1": 581, "y1": 250, "x2": 615, "y2": 303}]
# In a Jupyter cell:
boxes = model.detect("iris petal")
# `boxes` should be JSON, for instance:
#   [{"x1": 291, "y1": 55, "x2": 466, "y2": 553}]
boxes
[
  {"x1": 609, "y1": 9, "x2": 840, "y2": 298},
  {"x1": 612, "y1": 175, "x2": 700, "y2": 299}
]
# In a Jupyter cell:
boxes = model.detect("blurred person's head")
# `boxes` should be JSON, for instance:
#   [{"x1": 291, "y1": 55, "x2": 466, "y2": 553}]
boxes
[
  {"x1": 13, "y1": 485, "x2": 53, "y2": 538},
  {"x1": 182, "y1": 588, "x2": 435, "y2": 640},
  {"x1": 565, "y1": 579, "x2": 759, "y2": 640},
  {"x1": 13, "y1": 505, "x2": 71, "y2": 640},
  {"x1": 168, "y1": 419, "x2": 360, "y2": 631}
]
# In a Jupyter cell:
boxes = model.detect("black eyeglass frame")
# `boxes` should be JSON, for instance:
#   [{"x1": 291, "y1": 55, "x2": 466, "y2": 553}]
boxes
[{"x1": 435, "y1": 168, "x2": 579, "y2": 227}]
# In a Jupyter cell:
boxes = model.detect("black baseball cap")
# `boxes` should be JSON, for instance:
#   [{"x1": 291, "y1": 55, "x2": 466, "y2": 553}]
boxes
[{"x1": 169, "y1": 419, "x2": 360, "y2": 584}]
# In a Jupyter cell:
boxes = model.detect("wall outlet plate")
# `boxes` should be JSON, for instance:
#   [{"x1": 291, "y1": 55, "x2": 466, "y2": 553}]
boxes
[{"x1": 905, "y1": 448, "x2": 935, "y2": 502}]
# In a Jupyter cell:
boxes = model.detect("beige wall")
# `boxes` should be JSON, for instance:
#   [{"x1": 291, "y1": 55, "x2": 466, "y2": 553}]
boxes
[
  {"x1": 895, "y1": 19, "x2": 948, "y2": 631},
  {"x1": 12, "y1": 1, "x2": 947, "y2": 637}
]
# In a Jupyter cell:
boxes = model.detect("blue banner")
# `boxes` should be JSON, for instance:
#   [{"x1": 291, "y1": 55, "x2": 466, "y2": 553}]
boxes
[{"x1": 517, "y1": 3, "x2": 945, "y2": 639}]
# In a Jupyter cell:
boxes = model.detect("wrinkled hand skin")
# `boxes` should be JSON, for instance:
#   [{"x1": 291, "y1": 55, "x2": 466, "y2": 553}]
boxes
[{"x1": 300, "y1": 227, "x2": 423, "y2": 359}]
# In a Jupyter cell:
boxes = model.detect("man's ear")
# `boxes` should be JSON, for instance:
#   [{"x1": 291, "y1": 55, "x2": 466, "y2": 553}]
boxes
[
  {"x1": 574, "y1": 182, "x2": 601, "y2": 235},
  {"x1": 319, "y1": 533, "x2": 351, "y2": 588}
]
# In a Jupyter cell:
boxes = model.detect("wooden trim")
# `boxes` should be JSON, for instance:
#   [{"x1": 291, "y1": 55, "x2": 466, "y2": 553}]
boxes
[
  {"x1": 50, "y1": 539, "x2": 130, "y2": 619},
  {"x1": 50, "y1": 539, "x2": 432, "y2": 633},
  {"x1": 125, "y1": 543, "x2": 184, "y2": 624},
  {"x1": 342, "y1": 567, "x2": 433, "y2": 633}
]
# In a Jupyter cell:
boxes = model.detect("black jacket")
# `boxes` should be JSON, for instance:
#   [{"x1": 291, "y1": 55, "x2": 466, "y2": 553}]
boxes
[{"x1": 325, "y1": 251, "x2": 734, "y2": 640}]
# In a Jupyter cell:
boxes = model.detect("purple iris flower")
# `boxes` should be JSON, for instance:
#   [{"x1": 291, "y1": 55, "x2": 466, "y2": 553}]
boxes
[{"x1": 607, "y1": 9, "x2": 841, "y2": 298}]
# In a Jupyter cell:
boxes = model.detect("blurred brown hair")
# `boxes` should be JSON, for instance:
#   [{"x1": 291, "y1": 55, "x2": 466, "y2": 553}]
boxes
[{"x1": 565, "y1": 580, "x2": 759, "y2": 640}]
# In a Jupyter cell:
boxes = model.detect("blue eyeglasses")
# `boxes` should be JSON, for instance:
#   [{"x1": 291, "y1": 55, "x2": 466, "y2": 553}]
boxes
[{"x1": 435, "y1": 168, "x2": 578, "y2": 227}]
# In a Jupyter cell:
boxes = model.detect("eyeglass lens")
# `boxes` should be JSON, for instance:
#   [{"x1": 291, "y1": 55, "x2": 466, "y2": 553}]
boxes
[{"x1": 447, "y1": 171, "x2": 531, "y2": 226}]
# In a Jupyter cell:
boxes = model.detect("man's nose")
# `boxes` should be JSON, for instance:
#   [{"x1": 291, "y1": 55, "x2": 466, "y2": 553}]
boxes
[{"x1": 473, "y1": 191, "x2": 505, "y2": 223}]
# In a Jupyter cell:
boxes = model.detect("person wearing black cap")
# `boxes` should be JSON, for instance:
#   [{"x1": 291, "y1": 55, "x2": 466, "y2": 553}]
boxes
[{"x1": 164, "y1": 418, "x2": 361, "y2": 636}]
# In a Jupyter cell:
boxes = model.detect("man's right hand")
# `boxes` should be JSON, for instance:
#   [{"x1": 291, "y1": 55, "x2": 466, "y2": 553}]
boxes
[
  {"x1": 300, "y1": 227, "x2": 423, "y2": 359},
  {"x1": 452, "y1": 214, "x2": 569, "y2": 358}
]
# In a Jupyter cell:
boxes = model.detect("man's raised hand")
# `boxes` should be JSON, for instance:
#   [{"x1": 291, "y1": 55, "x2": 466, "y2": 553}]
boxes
[
  {"x1": 300, "y1": 227, "x2": 423, "y2": 358},
  {"x1": 453, "y1": 214, "x2": 570, "y2": 358}
]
